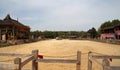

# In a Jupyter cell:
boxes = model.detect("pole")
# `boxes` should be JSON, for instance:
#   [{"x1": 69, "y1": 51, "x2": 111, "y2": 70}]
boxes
[
  {"x1": 0, "y1": 29, "x2": 1, "y2": 40},
  {"x1": 102, "y1": 58, "x2": 110, "y2": 70},
  {"x1": 14, "y1": 57, "x2": 22, "y2": 70},
  {"x1": 32, "y1": 50, "x2": 38, "y2": 70},
  {"x1": 88, "y1": 51, "x2": 92, "y2": 70},
  {"x1": 76, "y1": 50, "x2": 81, "y2": 70}
]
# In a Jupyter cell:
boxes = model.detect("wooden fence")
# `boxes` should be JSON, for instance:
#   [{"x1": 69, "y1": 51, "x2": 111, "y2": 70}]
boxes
[
  {"x1": 1, "y1": 50, "x2": 120, "y2": 70},
  {"x1": 0, "y1": 50, "x2": 81, "y2": 70},
  {"x1": 88, "y1": 52, "x2": 120, "y2": 70},
  {"x1": 0, "y1": 52, "x2": 32, "y2": 70}
]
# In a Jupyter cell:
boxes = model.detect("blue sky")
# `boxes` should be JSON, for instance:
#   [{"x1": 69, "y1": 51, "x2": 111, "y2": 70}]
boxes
[{"x1": 0, "y1": 0, "x2": 120, "y2": 31}]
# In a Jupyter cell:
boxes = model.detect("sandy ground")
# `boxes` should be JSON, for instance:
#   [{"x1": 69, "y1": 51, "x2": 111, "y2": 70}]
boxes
[{"x1": 0, "y1": 39, "x2": 120, "y2": 70}]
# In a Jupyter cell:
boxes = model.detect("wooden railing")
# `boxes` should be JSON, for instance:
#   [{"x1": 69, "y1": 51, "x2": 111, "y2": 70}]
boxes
[
  {"x1": 1, "y1": 50, "x2": 120, "y2": 70},
  {"x1": 0, "y1": 50, "x2": 81, "y2": 70},
  {"x1": 88, "y1": 52, "x2": 120, "y2": 70},
  {"x1": 35, "y1": 50, "x2": 81, "y2": 70}
]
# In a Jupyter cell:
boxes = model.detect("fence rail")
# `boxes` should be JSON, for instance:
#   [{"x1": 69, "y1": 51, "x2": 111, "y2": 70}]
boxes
[
  {"x1": 92, "y1": 55, "x2": 120, "y2": 59},
  {"x1": 88, "y1": 52, "x2": 120, "y2": 70},
  {"x1": 0, "y1": 50, "x2": 81, "y2": 70},
  {"x1": 21, "y1": 56, "x2": 34, "y2": 67},
  {"x1": 110, "y1": 66, "x2": 120, "y2": 70},
  {"x1": 1, "y1": 50, "x2": 120, "y2": 70},
  {"x1": 0, "y1": 53, "x2": 31, "y2": 57},
  {"x1": 36, "y1": 59, "x2": 78, "y2": 63}
]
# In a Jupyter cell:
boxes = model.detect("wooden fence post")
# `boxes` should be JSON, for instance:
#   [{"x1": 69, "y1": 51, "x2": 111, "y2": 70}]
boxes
[
  {"x1": 102, "y1": 58, "x2": 110, "y2": 70},
  {"x1": 14, "y1": 57, "x2": 22, "y2": 70},
  {"x1": 88, "y1": 51, "x2": 92, "y2": 70},
  {"x1": 76, "y1": 50, "x2": 81, "y2": 70},
  {"x1": 0, "y1": 29, "x2": 1, "y2": 40},
  {"x1": 32, "y1": 50, "x2": 38, "y2": 70}
]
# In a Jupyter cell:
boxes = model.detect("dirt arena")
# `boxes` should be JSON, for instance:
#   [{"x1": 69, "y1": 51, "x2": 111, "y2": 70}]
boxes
[{"x1": 0, "y1": 39, "x2": 120, "y2": 70}]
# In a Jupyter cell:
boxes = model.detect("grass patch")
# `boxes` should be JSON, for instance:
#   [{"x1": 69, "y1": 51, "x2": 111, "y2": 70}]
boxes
[{"x1": 0, "y1": 43, "x2": 11, "y2": 47}]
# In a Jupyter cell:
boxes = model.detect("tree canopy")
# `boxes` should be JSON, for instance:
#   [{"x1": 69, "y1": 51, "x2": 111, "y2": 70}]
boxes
[
  {"x1": 87, "y1": 27, "x2": 98, "y2": 38},
  {"x1": 99, "y1": 19, "x2": 120, "y2": 33}
]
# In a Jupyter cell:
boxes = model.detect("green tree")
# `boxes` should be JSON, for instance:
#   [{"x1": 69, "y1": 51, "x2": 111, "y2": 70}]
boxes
[
  {"x1": 111, "y1": 19, "x2": 120, "y2": 25},
  {"x1": 31, "y1": 30, "x2": 41, "y2": 38},
  {"x1": 42, "y1": 31, "x2": 57, "y2": 38},
  {"x1": 99, "y1": 19, "x2": 120, "y2": 34},
  {"x1": 100, "y1": 21, "x2": 111, "y2": 29},
  {"x1": 87, "y1": 27, "x2": 97, "y2": 38}
]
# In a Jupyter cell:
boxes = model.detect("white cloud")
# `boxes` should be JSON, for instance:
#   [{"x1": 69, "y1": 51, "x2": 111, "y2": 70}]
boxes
[{"x1": 0, "y1": 0, "x2": 120, "y2": 31}]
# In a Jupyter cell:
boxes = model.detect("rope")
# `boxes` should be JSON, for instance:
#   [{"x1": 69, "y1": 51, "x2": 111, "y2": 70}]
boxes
[
  {"x1": 43, "y1": 53, "x2": 88, "y2": 58},
  {"x1": 91, "y1": 52, "x2": 109, "y2": 56},
  {"x1": 81, "y1": 53, "x2": 88, "y2": 55},
  {"x1": 44, "y1": 55, "x2": 77, "y2": 58}
]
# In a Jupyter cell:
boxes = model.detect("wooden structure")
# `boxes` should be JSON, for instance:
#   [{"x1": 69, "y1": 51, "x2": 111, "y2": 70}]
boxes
[
  {"x1": 0, "y1": 14, "x2": 30, "y2": 41},
  {"x1": 87, "y1": 28, "x2": 97, "y2": 39},
  {"x1": 0, "y1": 53, "x2": 32, "y2": 70},
  {"x1": 100, "y1": 23, "x2": 120, "y2": 40},
  {"x1": 37, "y1": 51, "x2": 81, "y2": 70},
  {"x1": 88, "y1": 52, "x2": 120, "y2": 70},
  {"x1": 0, "y1": 50, "x2": 81, "y2": 70}
]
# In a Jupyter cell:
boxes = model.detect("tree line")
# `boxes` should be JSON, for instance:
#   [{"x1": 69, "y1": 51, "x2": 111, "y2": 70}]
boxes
[
  {"x1": 30, "y1": 19, "x2": 120, "y2": 39},
  {"x1": 30, "y1": 30, "x2": 87, "y2": 39}
]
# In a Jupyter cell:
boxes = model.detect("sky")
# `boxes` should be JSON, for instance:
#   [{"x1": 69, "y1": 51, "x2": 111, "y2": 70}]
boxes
[{"x1": 0, "y1": 0, "x2": 120, "y2": 31}]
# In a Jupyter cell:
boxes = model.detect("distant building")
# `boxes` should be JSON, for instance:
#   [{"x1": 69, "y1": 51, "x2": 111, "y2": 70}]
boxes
[
  {"x1": 100, "y1": 23, "x2": 120, "y2": 39},
  {"x1": 0, "y1": 14, "x2": 30, "y2": 41},
  {"x1": 87, "y1": 27, "x2": 97, "y2": 39}
]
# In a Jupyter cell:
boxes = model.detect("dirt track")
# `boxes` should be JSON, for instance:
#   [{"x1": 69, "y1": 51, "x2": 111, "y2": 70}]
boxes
[{"x1": 0, "y1": 39, "x2": 120, "y2": 70}]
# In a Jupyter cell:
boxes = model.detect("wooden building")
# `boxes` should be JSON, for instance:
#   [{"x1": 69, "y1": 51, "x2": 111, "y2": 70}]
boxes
[
  {"x1": 0, "y1": 14, "x2": 30, "y2": 41},
  {"x1": 100, "y1": 23, "x2": 120, "y2": 40},
  {"x1": 87, "y1": 27, "x2": 97, "y2": 39}
]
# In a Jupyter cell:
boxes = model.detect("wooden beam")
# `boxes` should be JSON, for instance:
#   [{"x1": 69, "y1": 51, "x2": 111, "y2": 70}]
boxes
[
  {"x1": 0, "y1": 53, "x2": 31, "y2": 57},
  {"x1": 92, "y1": 55, "x2": 120, "y2": 59},
  {"x1": 89, "y1": 56, "x2": 103, "y2": 66},
  {"x1": 12, "y1": 27, "x2": 15, "y2": 38},
  {"x1": 36, "y1": 59, "x2": 78, "y2": 63},
  {"x1": 88, "y1": 51, "x2": 92, "y2": 70},
  {"x1": 110, "y1": 66, "x2": 120, "y2": 70},
  {"x1": 32, "y1": 50, "x2": 38, "y2": 70},
  {"x1": 102, "y1": 58, "x2": 110, "y2": 70},
  {"x1": 76, "y1": 51, "x2": 81, "y2": 70},
  {"x1": 21, "y1": 56, "x2": 34, "y2": 67},
  {"x1": 0, "y1": 29, "x2": 1, "y2": 40},
  {"x1": 14, "y1": 57, "x2": 22, "y2": 70}
]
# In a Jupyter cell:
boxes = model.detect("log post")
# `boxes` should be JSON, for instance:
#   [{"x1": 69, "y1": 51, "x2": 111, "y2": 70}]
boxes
[
  {"x1": 0, "y1": 29, "x2": 1, "y2": 40},
  {"x1": 14, "y1": 57, "x2": 22, "y2": 70},
  {"x1": 102, "y1": 58, "x2": 110, "y2": 70},
  {"x1": 12, "y1": 27, "x2": 15, "y2": 40},
  {"x1": 32, "y1": 50, "x2": 38, "y2": 70},
  {"x1": 88, "y1": 51, "x2": 92, "y2": 70},
  {"x1": 76, "y1": 50, "x2": 81, "y2": 70}
]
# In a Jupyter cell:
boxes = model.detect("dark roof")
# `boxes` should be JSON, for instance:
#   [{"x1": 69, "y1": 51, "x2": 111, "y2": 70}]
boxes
[
  {"x1": 102, "y1": 23, "x2": 120, "y2": 30},
  {"x1": 4, "y1": 14, "x2": 11, "y2": 21},
  {"x1": 0, "y1": 20, "x2": 4, "y2": 24},
  {"x1": 114, "y1": 23, "x2": 120, "y2": 27},
  {"x1": 0, "y1": 14, "x2": 30, "y2": 28},
  {"x1": 102, "y1": 26, "x2": 114, "y2": 30}
]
